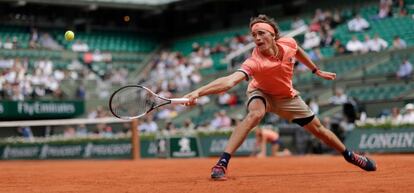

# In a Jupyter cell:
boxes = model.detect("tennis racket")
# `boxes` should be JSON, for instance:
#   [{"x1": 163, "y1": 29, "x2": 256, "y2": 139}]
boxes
[{"x1": 109, "y1": 85, "x2": 191, "y2": 120}]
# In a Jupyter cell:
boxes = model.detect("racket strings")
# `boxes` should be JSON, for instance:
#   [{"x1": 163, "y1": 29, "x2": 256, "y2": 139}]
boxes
[{"x1": 112, "y1": 87, "x2": 156, "y2": 118}]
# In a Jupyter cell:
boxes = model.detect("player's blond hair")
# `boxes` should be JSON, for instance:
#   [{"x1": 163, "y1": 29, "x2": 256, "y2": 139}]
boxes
[{"x1": 249, "y1": 14, "x2": 280, "y2": 39}]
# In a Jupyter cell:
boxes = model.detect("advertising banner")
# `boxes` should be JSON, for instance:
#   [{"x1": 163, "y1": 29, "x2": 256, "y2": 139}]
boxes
[
  {"x1": 169, "y1": 137, "x2": 200, "y2": 158},
  {"x1": 0, "y1": 101, "x2": 84, "y2": 120},
  {"x1": 345, "y1": 128, "x2": 414, "y2": 153},
  {"x1": 199, "y1": 134, "x2": 256, "y2": 157}
]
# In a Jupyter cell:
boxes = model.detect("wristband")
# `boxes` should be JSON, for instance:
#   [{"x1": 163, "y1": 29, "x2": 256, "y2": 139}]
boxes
[{"x1": 312, "y1": 68, "x2": 318, "y2": 74}]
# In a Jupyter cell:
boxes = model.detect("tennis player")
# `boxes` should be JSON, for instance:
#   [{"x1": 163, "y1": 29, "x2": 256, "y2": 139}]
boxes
[
  {"x1": 184, "y1": 14, "x2": 376, "y2": 180},
  {"x1": 252, "y1": 126, "x2": 290, "y2": 157}
]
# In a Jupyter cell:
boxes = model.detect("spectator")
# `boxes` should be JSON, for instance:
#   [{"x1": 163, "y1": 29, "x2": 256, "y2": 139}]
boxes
[
  {"x1": 306, "y1": 97, "x2": 320, "y2": 115},
  {"x1": 396, "y1": 0, "x2": 408, "y2": 16},
  {"x1": 346, "y1": 36, "x2": 365, "y2": 54},
  {"x1": 210, "y1": 113, "x2": 222, "y2": 129},
  {"x1": 330, "y1": 88, "x2": 348, "y2": 105},
  {"x1": 75, "y1": 84, "x2": 86, "y2": 99},
  {"x1": 309, "y1": 18, "x2": 321, "y2": 32},
  {"x1": 331, "y1": 9, "x2": 343, "y2": 28},
  {"x1": 347, "y1": 14, "x2": 370, "y2": 32},
  {"x1": 165, "y1": 121, "x2": 177, "y2": 134},
  {"x1": 396, "y1": 58, "x2": 413, "y2": 80},
  {"x1": 29, "y1": 28, "x2": 39, "y2": 48},
  {"x1": 375, "y1": 0, "x2": 392, "y2": 19},
  {"x1": 39, "y1": 33, "x2": 62, "y2": 50},
  {"x1": 321, "y1": 116, "x2": 331, "y2": 130},
  {"x1": 0, "y1": 82, "x2": 11, "y2": 99},
  {"x1": 210, "y1": 110, "x2": 231, "y2": 129},
  {"x1": 402, "y1": 103, "x2": 414, "y2": 124},
  {"x1": 235, "y1": 34, "x2": 247, "y2": 45},
  {"x1": 190, "y1": 71, "x2": 202, "y2": 87},
  {"x1": 320, "y1": 21, "x2": 332, "y2": 36},
  {"x1": 138, "y1": 117, "x2": 158, "y2": 133},
  {"x1": 76, "y1": 124, "x2": 88, "y2": 137},
  {"x1": 182, "y1": 118, "x2": 195, "y2": 130},
  {"x1": 87, "y1": 105, "x2": 108, "y2": 119},
  {"x1": 333, "y1": 40, "x2": 349, "y2": 56},
  {"x1": 362, "y1": 34, "x2": 373, "y2": 52},
  {"x1": 12, "y1": 36, "x2": 20, "y2": 49},
  {"x1": 0, "y1": 57, "x2": 13, "y2": 68},
  {"x1": 295, "y1": 62, "x2": 308, "y2": 73},
  {"x1": 343, "y1": 97, "x2": 358, "y2": 125},
  {"x1": 87, "y1": 107, "x2": 98, "y2": 119},
  {"x1": 308, "y1": 47, "x2": 323, "y2": 61},
  {"x1": 64, "y1": 126, "x2": 76, "y2": 138},
  {"x1": 218, "y1": 92, "x2": 231, "y2": 106},
  {"x1": 313, "y1": 9, "x2": 326, "y2": 22},
  {"x1": 386, "y1": 107, "x2": 403, "y2": 125},
  {"x1": 368, "y1": 34, "x2": 388, "y2": 52},
  {"x1": 36, "y1": 58, "x2": 53, "y2": 76},
  {"x1": 72, "y1": 40, "x2": 89, "y2": 52},
  {"x1": 11, "y1": 83, "x2": 24, "y2": 101},
  {"x1": 320, "y1": 30, "x2": 335, "y2": 47},
  {"x1": 227, "y1": 91, "x2": 239, "y2": 106},
  {"x1": 17, "y1": 126, "x2": 34, "y2": 141},
  {"x1": 3, "y1": 37, "x2": 13, "y2": 49},
  {"x1": 110, "y1": 68, "x2": 128, "y2": 85},
  {"x1": 102, "y1": 126, "x2": 113, "y2": 137},
  {"x1": 391, "y1": 36, "x2": 407, "y2": 50},
  {"x1": 302, "y1": 31, "x2": 321, "y2": 49},
  {"x1": 291, "y1": 17, "x2": 306, "y2": 30}
]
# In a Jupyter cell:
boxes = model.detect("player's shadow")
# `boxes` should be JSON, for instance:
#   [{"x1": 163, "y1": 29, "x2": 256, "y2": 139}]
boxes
[{"x1": 235, "y1": 170, "x2": 362, "y2": 179}]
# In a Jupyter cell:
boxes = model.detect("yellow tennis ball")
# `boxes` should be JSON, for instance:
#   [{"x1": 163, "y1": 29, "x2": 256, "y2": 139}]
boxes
[{"x1": 65, "y1": 31, "x2": 75, "y2": 41}]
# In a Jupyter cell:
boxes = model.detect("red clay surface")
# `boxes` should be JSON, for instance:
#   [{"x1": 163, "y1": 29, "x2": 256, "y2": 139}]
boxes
[{"x1": 1, "y1": 155, "x2": 413, "y2": 193}]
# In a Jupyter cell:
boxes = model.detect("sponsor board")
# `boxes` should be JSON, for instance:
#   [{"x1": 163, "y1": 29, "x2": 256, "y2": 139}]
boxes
[
  {"x1": 200, "y1": 134, "x2": 256, "y2": 156},
  {"x1": 1, "y1": 140, "x2": 132, "y2": 159},
  {"x1": 170, "y1": 137, "x2": 199, "y2": 158},
  {"x1": 345, "y1": 128, "x2": 414, "y2": 153},
  {"x1": 2, "y1": 145, "x2": 42, "y2": 159},
  {"x1": 0, "y1": 101, "x2": 84, "y2": 120}
]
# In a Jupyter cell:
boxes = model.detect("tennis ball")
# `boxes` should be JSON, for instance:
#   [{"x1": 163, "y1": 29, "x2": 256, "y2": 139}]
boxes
[{"x1": 65, "y1": 31, "x2": 75, "y2": 41}]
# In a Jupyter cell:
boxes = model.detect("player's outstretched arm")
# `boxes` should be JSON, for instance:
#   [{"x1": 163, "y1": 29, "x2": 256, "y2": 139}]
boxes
[
  {"x1": 183, "y1": 71, "x2": 246, "y2": 105},
  {"x1": 295, "y1": 47, "x2": 336, "y2": 80}
]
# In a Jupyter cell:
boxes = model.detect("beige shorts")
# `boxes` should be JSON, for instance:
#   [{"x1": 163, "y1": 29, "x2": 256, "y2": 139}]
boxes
[{"x1": 247, "y1": 89, "x2": 314, "y2": 121}]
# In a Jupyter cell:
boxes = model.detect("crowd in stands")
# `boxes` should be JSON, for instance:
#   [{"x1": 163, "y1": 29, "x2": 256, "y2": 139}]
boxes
[
  {"x1": 146, "y1": 50, "x2": 203, "y2": 94},
  {"x1": 0, "y1": 56, "x2": 98, "y2": 100},
  {"x1": 0, "y1": 36, "x2": 20, "y2": 49},
  {"x1": 301, "y1": 8, "x2": 344, "y2": 50},
  {"x1": 29, "y1": 28, "x2": 63, "y2": 50},
  {"x1": 360, "y1": 103, "x2": 414, "y2": 127},
  {"x1": 0, "y1": 25, "x2": 135, "y2": 101},
  {"x1": 0, "y1": 58, "x2": 61, "y2": 100},
  {"x1": 300, "y1": 0, "x2": 411, "y2": 59}
]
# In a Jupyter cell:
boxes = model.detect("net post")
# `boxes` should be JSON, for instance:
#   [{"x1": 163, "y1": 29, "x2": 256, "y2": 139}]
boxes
[{"x1": 131, "y1": 118, "x2": 140, "y2": 160}]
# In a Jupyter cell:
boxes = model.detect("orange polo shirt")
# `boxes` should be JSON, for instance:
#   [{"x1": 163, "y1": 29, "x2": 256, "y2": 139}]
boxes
[{"x1": 239, "y1": 37, "x2": 298, "y2": 98}]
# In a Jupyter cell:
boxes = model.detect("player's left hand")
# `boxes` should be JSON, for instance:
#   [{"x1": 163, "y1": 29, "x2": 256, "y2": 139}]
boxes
[{"x1": 315, "y1": 70, "x2": 336, "y2": 80}]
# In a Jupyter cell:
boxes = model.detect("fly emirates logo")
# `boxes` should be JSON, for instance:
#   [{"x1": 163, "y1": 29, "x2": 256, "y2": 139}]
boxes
[{"x1": 17, "y1": 102, "x2": 75, "y2": 115}]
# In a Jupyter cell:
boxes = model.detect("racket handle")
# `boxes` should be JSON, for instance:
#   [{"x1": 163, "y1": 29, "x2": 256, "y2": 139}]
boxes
[{"x1": 170, "y1": 98, "x2": 196, "y2": 104}]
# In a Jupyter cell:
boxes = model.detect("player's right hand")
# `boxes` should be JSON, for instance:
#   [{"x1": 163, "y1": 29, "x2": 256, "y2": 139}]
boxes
[{"x1": 183, "y1": 91, "x2": 199, "y2": 106}]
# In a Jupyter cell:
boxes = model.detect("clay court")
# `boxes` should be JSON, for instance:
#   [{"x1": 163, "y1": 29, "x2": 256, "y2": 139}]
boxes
[{"x1": 1, "y1": 154, "x2": 413, "y2": 193}]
